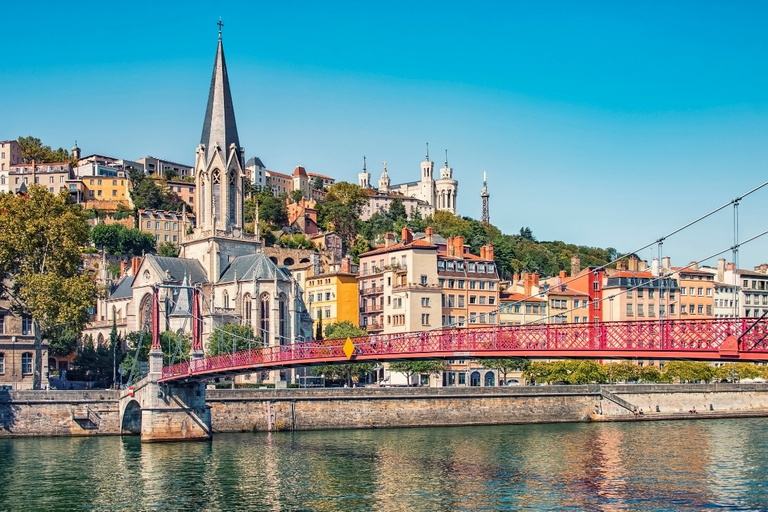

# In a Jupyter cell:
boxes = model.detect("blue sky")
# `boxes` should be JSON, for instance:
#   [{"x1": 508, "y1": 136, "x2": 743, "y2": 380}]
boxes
[{"x1": 4, "y1": 1, "x2": 768, "y2": 269}]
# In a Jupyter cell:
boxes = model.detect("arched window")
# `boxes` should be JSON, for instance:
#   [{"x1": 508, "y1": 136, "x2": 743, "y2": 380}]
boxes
[
  {"x1": 222, "y1": 290, "x2": 230, "y2": 309},
  {"x1": 260, "y1": 293, "x2": 270, "y2": 345},
  {"x1": 243, "y1": 294, "x2": 252, "y2": 324},
  {"x1": 138, "y1": 293, "x2": 152, "y2": 332},
  {"x1": 212, "y1": 169, "x2": 221, "y2": 224},
  {"x1": 97, "y1": 333, "x2": 105, "y2": 347},
  {"x1": 278, "y1": 293, "x2": 288, "y2": 345},
  {"x1": 200, "y1": 174, "x2": 206, "y2": 225},
  {"x1": 229, "y1": 169, "x2": 237, "y2": 225},
  {"x1": 283, "y1": 257, "x2": 295, "y2": 266}
]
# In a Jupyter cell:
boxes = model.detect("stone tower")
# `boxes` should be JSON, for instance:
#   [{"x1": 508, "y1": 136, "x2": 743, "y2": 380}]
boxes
[
  {"x1": 419, "y1": 143, "x2": 436, "y2": 207},
  {"x1": 435, "y1": 149, "x2": 458, "y2": 214},
  {"x1": 180, "y1": 26, "x2": 257, "y2": 281},
  {"x1": 378, "y1": 161, "x2": 391, "y2": 193},
  {"x1": 481, "y1": 171, "x2": 490, "y2": 224},
  {"x1": 358, "y1": 156, "x2": 370, "y2": 189}
]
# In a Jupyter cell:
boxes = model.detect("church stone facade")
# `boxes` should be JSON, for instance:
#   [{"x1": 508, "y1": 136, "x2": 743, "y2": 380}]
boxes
[{"x1": 86, "y1": 29, "x2": 312, "y2": 382}]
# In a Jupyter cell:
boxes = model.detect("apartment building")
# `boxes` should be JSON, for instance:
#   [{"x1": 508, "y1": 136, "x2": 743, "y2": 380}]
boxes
[
  {"x1": 0, "y1": 140, "x2": 22, "y2": 172},
  {"x1": 0, "y1": 302, "x2": 49, "y2": 390},
  {"x1": 601, "y1": 258, "x2": 679, "y2": 322},
  {"x1": 499, "y1": 272, "x2": 548, "y2": 325},
  {"x1": 266, "y1": 170, "x2": 292, "y2": 196},
  {"x1": 672, "y1": 263, "x2": 715, "y2": 318},
  {"x1": 436, "y1": 234, "x2": 500, "y2": 327},
  {"x1": 167, "y1": 180, "x2": 196, "y2": 212},
  {"x1": 137, "y1": 209, "x2": 195, "y2": 247},
  {"x1": 358, "y1": 228, "x2": 442, "y2": 334},
  {"x1": 1, "y1": 161, "x2": 71, "y2": 195},
  {"x1": 305, "y1": 257, "x2": 358, "y2": 336}
]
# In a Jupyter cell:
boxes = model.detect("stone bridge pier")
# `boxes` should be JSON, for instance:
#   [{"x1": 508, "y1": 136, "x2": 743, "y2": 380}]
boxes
[{"x1": 119, "y1": 348, "x2": 211, "y2": 442}]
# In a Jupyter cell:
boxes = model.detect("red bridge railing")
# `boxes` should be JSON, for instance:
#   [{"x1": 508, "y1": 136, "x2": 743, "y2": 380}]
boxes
[{"x1": 161, "y1": 317, "x2": 768, "y2": 381}]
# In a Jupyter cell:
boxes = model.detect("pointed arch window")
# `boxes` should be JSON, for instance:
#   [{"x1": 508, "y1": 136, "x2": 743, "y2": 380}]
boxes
[
  {"x1": 260, "y1": 293, "x2": 270, "y2": 345},
  {"x1": 212, "y1": 169, "x2": 221, "y2": 224},
  {"x1": 200, "y1": 173, "x2": 207, "y2": 225},
  {"x1": 222, "y1": 290, "x2": 230, "y2": 310},
  {"x1": 229, "y1": 169, "x2": 237, "y2": 225},
  {"x1": 243, "y1": 293, "x2": 252, "y2": 324},
  {"x1": 278, "y1": 293, "x2": 288, "y2": 345}
]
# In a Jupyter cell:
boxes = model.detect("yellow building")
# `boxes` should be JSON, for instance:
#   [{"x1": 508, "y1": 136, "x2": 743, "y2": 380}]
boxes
[
  {"x1": 305, "y1": 257, "x2": 359, "y2": 336},
  {"x1": 81, "y1": 173, "x2": 130, "y2": 204}
]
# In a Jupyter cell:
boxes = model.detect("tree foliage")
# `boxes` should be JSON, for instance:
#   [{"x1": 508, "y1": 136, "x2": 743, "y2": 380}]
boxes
[
  {"x1": 524, "y1": 360, "x2": 608, "y2": 384},
  {"x1": 91, "y1": 223, "x2": 157, "y2": 256},
  {"x1": 128, "y1": 168, "x2": 186, "y2": 212},
  {"x1": 388, "y1": 360, "x2": 445, "y2": 385},
  {"x1": 324, "y1": 320, "x2": 368, "y2": 340},
  {"x1": 316, "y1": 182, "x2": 369, "y2": 249},
  {"x1": 17, "y1": 136, "x2": 70, "y2": 163},
  {"x1": 662, "y1": 361, "x2": 715, "y2": 383},
  {"x1": 482, "y1": 358, "x2": 530, "y2": 383},
  {"x1": 244, "y1": 189, "x2": 288, "y2": 227},
  {"x1": 312, "y1": 321, "x2": 373, "y2": 385},
  {"x1": 0, "y1": 186, "x2": 100, "y2": 388},
  {"x1": 120, "y1": 330, "x2": 190, "y2": 378},
  {"x1": 207, "y1": 323, "x2": 260, "y2": 356},
  {"x1": 279, "y1": 233, "x2": 315, "y2": 250},
  {"x1": 157, "y1": 241, "x2": 179, "y2": 257}
]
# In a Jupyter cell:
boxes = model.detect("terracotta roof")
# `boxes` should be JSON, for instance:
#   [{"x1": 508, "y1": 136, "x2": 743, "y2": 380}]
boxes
[
  {"x1": 610, "y1": 271, "x2": 654, "y2": 279},
  {"x1": 672, "y1": 267, "x2": 713, "y2": 276},
  {"x1": 307, "y1": 172, "x2": 333, "y2": 180},
  {"x1": 499, "y1": 291, "x2": 545, "y2": 302},
  {"x1": 547, "y1": 288, "x2": 589, "y2": 297},
  {"x1": 359, "y1": 238, "x2": 436, "y2": 257},
  {"x1": 267, "y1": 170, "x2": 291, "y2": 180}
]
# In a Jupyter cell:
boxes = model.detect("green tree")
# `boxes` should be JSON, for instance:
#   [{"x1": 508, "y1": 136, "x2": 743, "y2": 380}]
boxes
[
  {"x1": 388, "y1": 198, "x2": 408, "y2": 222},
  {"x1": 662, "y1": 361, "x2": 715, "y2": 383},
  {"x1": 519, "y1": 226, "x2": 536, "y2": 241},
  {"x1": 244, "y1": 191, "x2": 288, "y2": 226},
  {"x1": 715, "y1": 363, "x2": 763, "y2": 382},
  {"x1": 291, "y1": 189, "x2": 304, "y2": 203},
  {"x1": 73, "y1": 336, "x2": 113, "y2": 384},
  {"x1": 324, "y1": 320, "x2": 368, "y2": 340},
  {"x1": 638, "y1": 365, "x2": 663, "y2": 383},
  {"x1": 91, "y1": 223, "x2": 156, "y2": 256},
  {"x1": 606, "y1": 361, "x2": 641, "y2": 383},
  {"x1": 388, "y1": 360, "x2": 445, "y2": 386},
  {"x1": 316, "y1": 182, "x2": 369, "y2": 249},
  {"x1": 311, "y1": 176, "x2": 325, "y2": 191},
  {"x1": 279, "y1": 234, "x2": 315, "y2": 250},
  {"x1": 347, "y1": 236, "x2": 372, "y2": 264},
  {"x1": 47, "y1": 325, "x2": 82, "y2": 358},
  {"x1": 120, "y1": 330, "x2": 191, "y2": 379},
  {"x1": 206, "y1": 323, "x2": 259, "y2": 356},
  {"x1": 17, "y1": 136, "x2": 69, "y2": 163},
  {"x1": 157, "y1": 241, "x2": 179, "y2": 257},
  {"x1": 0, "y1": 186, "x2": 100, "y2": 389}
]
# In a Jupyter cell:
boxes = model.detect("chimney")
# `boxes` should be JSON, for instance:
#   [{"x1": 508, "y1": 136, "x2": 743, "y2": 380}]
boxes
[
  {"x1": 533, "y1": 271, "x2": 540, "y2": 287},
  {"x1": 628, "y1": 256, "x2": 639, "y2": 272},
  {"x1": 384, "y1": 233, "x2": 395, "y2": 248},
  {"x1": 616, "y1": 261, "x2": 627, "y2": 271},
  {"x1": 638, "y1": 260, "x2": 648, "y2": 272},
  {"x1": 454, "y1": 236, "x2": 464, "y2": 256},
  {"x1": 341, "y1": 256, "x2": 351, "y2": 274},
  {"x1": 661, "y1": 256, "x2": 671, "y2": 270},
  {"x1": 689, "y1": 261, "x2": 699, "y2": 271},
  {"x1": 425, "y1": 226, "x2": 434, "y2": 245},
  {"x1": 570, "y1": 255, "x2": 580, "y2": 277},
  {"x1": 523, "y1": 272, "x2": 532, "y2": 296},
  {"x1": 401, "y1": 227, "x2": 413, "y2": 244},
  {"x1": 651, "y1": 258, "x2": 659, "y2": 277},
  {"x1": 717, "y1": 258, "x2": 726, "y2": 282},
  {"x1": 726, "y1": 262, "x2": 735, "y2": 271},
  {"x1": 131, "y1": 256, "x2": 141, "y2": 276},
  {"x1": 559, "y1": 270, "x2": 567, "y2": 280},
  {"x1": 482, "y1": 244, "x2": 494, "y2": 261},
  {"x1": 446, "y1": 237, "x2": 454, "y2": 257},
  {"x1": 755, "y1": 264, "x2": 768, "y2": 274},
  {"x1": 513, "y1": 272, "x2": 520, "y2": 285},
  {"x1": 120, "y1": 260, "x2": 129, "y2": 277},
  {"x1": 480, "y1": 246, "x2": 486, "y2": 260}
]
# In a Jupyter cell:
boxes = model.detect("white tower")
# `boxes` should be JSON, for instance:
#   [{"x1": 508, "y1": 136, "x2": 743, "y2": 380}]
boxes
[
  {"x1": 378, "y1": 161, "x2": 391, "y2": 193},
  {"x1": 419, "y1": 143, "x2": 436, "y2": 207},
  {"x1": 435, "y1": 149, "x2": 458, "y2": 214},
  {"x1": 358, "y1": 156, "x2": 370, "y2": 189}
]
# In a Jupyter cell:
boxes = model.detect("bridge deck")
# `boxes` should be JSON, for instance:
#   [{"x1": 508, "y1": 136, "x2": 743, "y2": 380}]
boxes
[{"x1": 160, "y1": 318, "x2": 768, "y2": 382}]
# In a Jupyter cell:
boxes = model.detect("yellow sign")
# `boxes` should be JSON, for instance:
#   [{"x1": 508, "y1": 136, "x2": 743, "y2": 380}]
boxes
[{"x1": 343, "y1": 337, "x2": 355, "y2": 360}]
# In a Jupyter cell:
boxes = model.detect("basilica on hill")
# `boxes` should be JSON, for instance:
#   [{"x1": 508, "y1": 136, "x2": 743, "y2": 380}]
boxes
[{"x1": 85, "y1": 27, "x2": 313, "y2": 378}]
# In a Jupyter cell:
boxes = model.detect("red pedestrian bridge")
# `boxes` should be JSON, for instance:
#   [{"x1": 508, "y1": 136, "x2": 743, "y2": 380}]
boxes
[{"x1": 160, "y1": 317, "x2": 768, "y2": 383}]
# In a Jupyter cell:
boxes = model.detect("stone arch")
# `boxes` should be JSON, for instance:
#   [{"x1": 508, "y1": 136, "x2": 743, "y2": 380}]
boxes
[
  {"x1": 299, "y1": 258, "x2": 310, "y2": 264},
  {"x1": 121, "y1": 399, "x2": 142, "y2": 435},
  {"x1": 97, "y1": 333, "x2": 105, "y2": 347},
  {"x1": 222, "y1": 290, "x2": 230, "y2": 309},
  {"x1": 484, "y1": 371, "x2": 496, "y2": 387},
  {"x1": 283, "y1": 257, "x2": 295, "y2": 266},
  {"x1": 138, "y1": 293, "x2": 152, "y2": 331},
  {"x1": 470, "y1": 371, "x2": 481, "y2": 386},
  {"x1": 269, "y1": 257, "x2": 278, "y2": 264}
]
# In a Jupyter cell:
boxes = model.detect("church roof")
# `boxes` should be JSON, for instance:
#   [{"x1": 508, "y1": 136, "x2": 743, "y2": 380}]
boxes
[
  {"x1": 145, "y1": 254, "x2": 209, "y2": 285},
  {"x1": 219, "y1": 252, "x2": 293, "y2": 283},
  {"x1": 110, "y1": 275, "x2": 135, "y2": 299},
  {"x1": 200, "y1": 32, "x2": 240, "y2": 165}
]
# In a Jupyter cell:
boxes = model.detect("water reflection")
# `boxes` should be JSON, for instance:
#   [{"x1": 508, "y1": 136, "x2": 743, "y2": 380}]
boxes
[{"x1": 1, "y1": 419, "x2": 768, "y2": 511}]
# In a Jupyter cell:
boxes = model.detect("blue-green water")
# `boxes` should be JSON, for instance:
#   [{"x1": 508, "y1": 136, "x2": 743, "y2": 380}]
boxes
[{"x1": 1, "y1": 419, "x2": 767, "y2": 511}]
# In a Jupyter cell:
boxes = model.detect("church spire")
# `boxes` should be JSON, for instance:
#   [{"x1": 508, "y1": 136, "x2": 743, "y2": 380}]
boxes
[{"x1": 200, "y1": 21, "x2": 240, "y2": 165}]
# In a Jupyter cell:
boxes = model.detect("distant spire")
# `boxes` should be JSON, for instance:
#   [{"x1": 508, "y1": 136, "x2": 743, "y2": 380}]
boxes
[
  {"x1": 481, "y1": 170, "x2": 490, "y2": 224},
  {"x1": 200, "y1": 22, "x2": 240, "y2": 165},
  {"x1": 445, "y1": 149, "x2": 448, "y2": 167},
  {"x1": 426, "y1": 142, "x2": 429, "y2": 161},
  {"x1": 363, "y1": 155, "x2": 366, "y2": 171}
]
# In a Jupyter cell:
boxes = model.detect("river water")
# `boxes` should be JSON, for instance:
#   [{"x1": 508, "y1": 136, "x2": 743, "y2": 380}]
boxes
[{"x1": 1, "y1": 418, "x2": 767, "y2": 511}]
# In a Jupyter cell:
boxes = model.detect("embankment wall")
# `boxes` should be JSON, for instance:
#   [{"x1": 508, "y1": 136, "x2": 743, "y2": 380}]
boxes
[{"x1": 3, "y1": 384, "x2": 768, "y2": 437}]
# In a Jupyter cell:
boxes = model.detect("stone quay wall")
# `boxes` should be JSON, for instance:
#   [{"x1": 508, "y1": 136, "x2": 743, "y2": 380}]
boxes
[
  {"x1": 0, "y1": 390, "x2": 121, "y2": 437},
  {"x1": 3, "y1": 384, "x2": 768, "y2": 437}
]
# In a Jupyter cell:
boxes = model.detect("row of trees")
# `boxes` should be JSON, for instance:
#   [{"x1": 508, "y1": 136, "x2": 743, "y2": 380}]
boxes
[
  {"x1": 522, "y1": 360, "x2": 768, "y2": 385},
  {"x1": 17, "y1": 136, "x2": 72, "y2": 164}
]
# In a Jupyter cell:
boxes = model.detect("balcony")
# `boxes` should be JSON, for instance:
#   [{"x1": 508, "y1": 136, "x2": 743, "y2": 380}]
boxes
[
  {"x1": 360, "y1": 286, "x2": 383, "y2": 295},
  {"x1": 366, "y1": 323, "x2": 383, "y2": 332},
  {"x1": 360, "y1": 304, "x2": 383, "y2": 313}
]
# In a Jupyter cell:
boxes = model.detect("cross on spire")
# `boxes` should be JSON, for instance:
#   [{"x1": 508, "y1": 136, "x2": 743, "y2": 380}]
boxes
[{"x1": 217, "y1": 18, "x2": 224, "y2": 39}]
